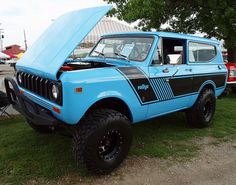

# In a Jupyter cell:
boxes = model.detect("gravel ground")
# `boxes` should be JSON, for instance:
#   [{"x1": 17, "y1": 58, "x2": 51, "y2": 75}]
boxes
[{"x1": 41, "y1": 138, "x2": 236, "y2": 185}]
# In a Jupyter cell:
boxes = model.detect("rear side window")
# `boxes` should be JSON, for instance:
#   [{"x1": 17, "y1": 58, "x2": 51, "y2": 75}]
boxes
[{"x1": 188, "y1": 42, "x2": 216, "y2": 62}]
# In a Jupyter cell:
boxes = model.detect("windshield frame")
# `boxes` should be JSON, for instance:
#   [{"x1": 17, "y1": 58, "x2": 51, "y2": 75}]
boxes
[{"x1": 88, "y1": 35, "x2": 155, "y2": 62}]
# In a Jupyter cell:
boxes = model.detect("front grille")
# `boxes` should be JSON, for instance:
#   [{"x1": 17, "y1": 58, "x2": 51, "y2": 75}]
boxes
[{"x1": 17, "y1": 71, "x2": 62, "y2": 105}]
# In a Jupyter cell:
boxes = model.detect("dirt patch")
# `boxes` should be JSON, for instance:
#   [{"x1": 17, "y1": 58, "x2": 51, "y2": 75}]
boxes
[{"x1": 47, "y1": 138, "x2": 236, "y2": 185}]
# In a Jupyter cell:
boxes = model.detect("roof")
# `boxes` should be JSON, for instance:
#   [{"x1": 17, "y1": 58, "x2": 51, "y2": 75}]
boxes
[
  {"x1": 5, "y1": 44, "x2": 21, "y2": 48},
  {"x1": 82, "y1": 17, "x2": 139, "y2": 44},
  {"x1": 102, "y1": 31, "x2": 220, "y2": 45}
]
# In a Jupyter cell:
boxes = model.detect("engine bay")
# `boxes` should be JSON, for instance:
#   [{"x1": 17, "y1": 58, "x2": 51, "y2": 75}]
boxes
[{"x1": 60, "y1": 60, "x2": 114, "y2": 72}]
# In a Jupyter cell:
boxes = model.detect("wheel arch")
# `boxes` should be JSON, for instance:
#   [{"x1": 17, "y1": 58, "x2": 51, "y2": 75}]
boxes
[
  {"x1": 83, "y1": 97, "x2": 133, "y2": 123},
  {"x1": 198, "y1": 80, "x2": 216, "y2": 95}
]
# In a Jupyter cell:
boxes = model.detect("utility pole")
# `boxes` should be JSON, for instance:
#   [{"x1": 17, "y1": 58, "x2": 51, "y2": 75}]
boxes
[
  {"x1": 0, "y1": 23, "x2": 4, "y2": 51},
  {"x1": 23, "y1": 29, "x2": 28, "y2": 51}
]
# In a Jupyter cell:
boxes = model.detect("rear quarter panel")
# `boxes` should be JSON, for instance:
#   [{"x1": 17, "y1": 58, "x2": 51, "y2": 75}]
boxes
[{"x1": 187, "y1": 41, "x2": 227, "y2": 106}]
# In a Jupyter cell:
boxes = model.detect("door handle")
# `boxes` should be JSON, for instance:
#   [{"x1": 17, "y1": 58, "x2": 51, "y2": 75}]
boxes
[
  {"x1": 218, "y1": 65, "x2": 222, "y2": 70},
  {"x1": 162, "y1": 68, "x2": 169, "y2": 73},
  {"x1": 185, "y1": 68, "x2": 192, "y2": 72}
]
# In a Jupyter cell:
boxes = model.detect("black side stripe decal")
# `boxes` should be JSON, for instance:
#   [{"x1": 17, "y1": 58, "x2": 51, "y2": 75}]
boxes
[
  {"x1": 117, "y1": 67, "x2": 157, "y2": 103},
  {"x1": 169, "y1": 74, "x2": 227, "y2": 96},
  {"x1": 117, "y1": 67, "x2": 227, "y2": 105}
]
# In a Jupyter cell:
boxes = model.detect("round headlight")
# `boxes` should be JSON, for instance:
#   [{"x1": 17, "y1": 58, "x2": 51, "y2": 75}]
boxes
[
  {"x1": 51, "y1": 84, "x2": 59, "y2": 100},
  {"x1": 17, "y1": 73, "x2": 22, "y2": 84}
]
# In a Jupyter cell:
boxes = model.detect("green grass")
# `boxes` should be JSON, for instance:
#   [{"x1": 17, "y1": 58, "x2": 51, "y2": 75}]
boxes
[
  {"x1": 131, "y1": 94, "x2": 236, "y2": 158},
  {"x1": 0, "y1": 95, "x2": 236, "y2": 184}
]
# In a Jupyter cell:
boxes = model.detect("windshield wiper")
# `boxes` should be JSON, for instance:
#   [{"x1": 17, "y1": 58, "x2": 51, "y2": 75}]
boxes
[
  {"x1": 94, "y1": 50, "x2": 105, "y2": 57},
  {"x1": 114, "y1": 52, "x2": 130, "y2": 63}
]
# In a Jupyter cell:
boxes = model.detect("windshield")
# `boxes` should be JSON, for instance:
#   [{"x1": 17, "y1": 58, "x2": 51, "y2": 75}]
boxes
[{"x1": 90, "y1": 37, "x2": 154, "y2": 62}]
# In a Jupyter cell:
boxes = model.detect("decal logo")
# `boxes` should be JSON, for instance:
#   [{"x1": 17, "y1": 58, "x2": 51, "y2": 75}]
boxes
[
  {"x1": 117, "y1": 67, "x2": 157, "y2": 103},
  {"x1": 138, "y1": 84, "x2": 149, "y2": 91}
]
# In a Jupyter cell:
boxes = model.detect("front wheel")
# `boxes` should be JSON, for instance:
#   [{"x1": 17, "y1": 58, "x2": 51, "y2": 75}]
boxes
[
  {"x1": 186, "y1": 88, "x2": 216, "y2": 128},
  {"x1": 72, "y1": 109, "x2": 132, "y2": 175}
]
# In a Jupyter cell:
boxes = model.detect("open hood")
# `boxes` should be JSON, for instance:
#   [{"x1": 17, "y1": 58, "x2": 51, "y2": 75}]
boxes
[{"x1": 16, "y1": 6, "x2": 112, "y2": 80}]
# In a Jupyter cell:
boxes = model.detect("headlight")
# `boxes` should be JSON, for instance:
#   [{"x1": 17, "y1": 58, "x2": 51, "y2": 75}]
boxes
[{"x1": 51, "y1": 84, "x2": 59, "y2": 100}]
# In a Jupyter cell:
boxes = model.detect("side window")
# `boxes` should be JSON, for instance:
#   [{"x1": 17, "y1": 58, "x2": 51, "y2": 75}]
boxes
[
  {"x1": 161, "y1": 38, "x2": 186, "y2": 65},
  {"x1": 163, "y1": 38, "x2": 186, "y2": 65},
  {"x1": 152, "y1": 37, "x2": 186, "y2": 65},
  {"x1": 189, "y1": 42, "x2": 216, "y2": 62}
]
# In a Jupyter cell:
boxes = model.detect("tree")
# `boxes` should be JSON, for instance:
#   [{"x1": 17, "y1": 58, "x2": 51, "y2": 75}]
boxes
[{"x1": 105, "y1": 0, "x2": 236, "y2": 62}]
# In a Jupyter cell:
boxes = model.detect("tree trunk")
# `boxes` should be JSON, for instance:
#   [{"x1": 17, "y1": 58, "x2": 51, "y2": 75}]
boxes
[{"x1": 227, "y1": 47, "x2": 236, "y2": 63}]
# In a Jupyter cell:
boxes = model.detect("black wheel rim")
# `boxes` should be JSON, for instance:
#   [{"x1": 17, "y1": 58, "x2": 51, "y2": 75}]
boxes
[
  {"x1": 98, "y1": 129, "x2": 123, "y2": 161},
  {"x1": 203, "y1": 98, "x2": 213, "y2": 121}
]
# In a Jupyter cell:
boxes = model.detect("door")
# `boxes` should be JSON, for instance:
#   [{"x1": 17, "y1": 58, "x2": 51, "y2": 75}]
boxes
[{"x1": 147, "y1": 37, "x2": 193, "y2": 118}]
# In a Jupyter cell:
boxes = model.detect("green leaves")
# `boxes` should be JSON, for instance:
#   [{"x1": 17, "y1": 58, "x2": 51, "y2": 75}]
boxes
[{"x1": 104, "y1": 0, "x2": 236, "y2": 60}]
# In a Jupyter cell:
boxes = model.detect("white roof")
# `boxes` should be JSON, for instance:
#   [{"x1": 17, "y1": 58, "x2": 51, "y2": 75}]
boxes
[
  {"x1": 0, "y1": 52, "x2": 10, "y2": 59},
  {"x1": 82, "y1": 17, "x2": 139, "y2": 44}
]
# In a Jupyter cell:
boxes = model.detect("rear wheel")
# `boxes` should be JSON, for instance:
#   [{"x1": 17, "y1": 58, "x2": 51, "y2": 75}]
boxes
[
  {"x1": 186, "y1": 88, "x2": 216, "y2": 128},
  {"x1": 27, "y1": 120, "x2": 53, "y2": 133},
  {"x1": 72, "y1": 109, "x2": 132, "y2": 175}
]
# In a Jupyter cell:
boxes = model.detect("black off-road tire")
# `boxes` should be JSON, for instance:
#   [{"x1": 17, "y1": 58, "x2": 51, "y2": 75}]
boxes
[
  {"x1": 186, "y1": 88, "x2": 216, "y2": 128},
  {"x1": 72, "y1": 109, "x2": 132, "y2": 175},
  {"x1": 27, "y1": 120, "x2": 52, "y2": 133}
]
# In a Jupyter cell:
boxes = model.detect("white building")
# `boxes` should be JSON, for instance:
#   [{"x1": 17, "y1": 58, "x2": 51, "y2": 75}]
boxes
[
  {"x1": 72, "y1": 18, "x2": 138, "y2": 58},
  {"x1": 81, "y1": 17, "x2": 139, "y2": 45}
]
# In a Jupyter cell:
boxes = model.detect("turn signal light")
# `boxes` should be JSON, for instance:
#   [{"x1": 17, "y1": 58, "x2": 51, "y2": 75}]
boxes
[
  {"x1": 53, "y1": 106, "x2": 61, "y2": 114},
  {"x1": 75, "y1": 87, "x2": 83, "y2": 93},
  {"x1": 19, "y1": 90, "x2": 24, "y2": 95}
]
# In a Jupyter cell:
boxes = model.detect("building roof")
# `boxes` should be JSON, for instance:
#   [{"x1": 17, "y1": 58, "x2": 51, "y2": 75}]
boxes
[
  {"x1": 2, "y1": 44, "x2": 25, "y2": 58},
  {"x1": 82, "y1": 17, "x2": 139, "y2": 44}
]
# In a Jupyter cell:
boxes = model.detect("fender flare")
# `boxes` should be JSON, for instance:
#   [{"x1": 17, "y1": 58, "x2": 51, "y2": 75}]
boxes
[
  {"x1": 81, "y1": 93, "x2": 134, "y2": 123},
  {"x1": 197, "y1": 80, "x2": 216, "y2": 94}
]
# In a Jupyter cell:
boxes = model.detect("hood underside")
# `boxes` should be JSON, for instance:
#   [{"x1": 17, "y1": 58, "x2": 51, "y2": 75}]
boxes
[{"x1": 16, "y1": 6, "x2": 112, "y2": 80}]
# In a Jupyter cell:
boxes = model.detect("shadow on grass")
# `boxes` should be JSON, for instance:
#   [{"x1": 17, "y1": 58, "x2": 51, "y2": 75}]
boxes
[{"x1": 0, "y1": 94, "x2": 235, "y2": 184}]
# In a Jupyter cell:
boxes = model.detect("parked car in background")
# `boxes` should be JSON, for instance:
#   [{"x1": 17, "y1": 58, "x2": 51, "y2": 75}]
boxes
[
  {"x1": 4, "y1": 6, "x2": 227, "y2": 175},
  {"x1": 222, "y1": 52, "x2": 236, "y2": 93},
  {"x1": 0, "y1": 60, "x2": 5, "y2": 64},
  {"x1": 4, "y1": 59, "x2": 17, "y2": 65},
  {"x1": 225, "y1": 62, "x2": 236, "y2": 93}
]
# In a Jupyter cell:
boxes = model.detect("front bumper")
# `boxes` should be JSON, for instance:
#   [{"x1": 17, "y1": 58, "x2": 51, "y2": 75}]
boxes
[
  {"x1": 227, "y1": 81, "x2": 236, "y2": 88},
  {"x1": 4, "y1": 77, "x2": 61, "y2": 126}
]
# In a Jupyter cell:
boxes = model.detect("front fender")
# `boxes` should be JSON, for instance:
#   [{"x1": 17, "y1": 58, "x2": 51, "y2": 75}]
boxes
[{"x1": 56, "y1": 68, "x2": 148, "y2": 125}]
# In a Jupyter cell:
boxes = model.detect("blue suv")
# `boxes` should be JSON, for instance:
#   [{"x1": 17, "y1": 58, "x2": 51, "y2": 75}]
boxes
[{"x1": 4, "y1": 6, "x2": 227, "y2": 174}]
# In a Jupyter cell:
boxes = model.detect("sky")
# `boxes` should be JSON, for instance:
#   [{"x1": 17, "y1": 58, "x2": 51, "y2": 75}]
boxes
[
  {"x1": 0, "y1": 0, "x2": 221, "y2": 50},
  {"x1": 0, "y1": 0, "x2": 107, "y2": 48}
]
